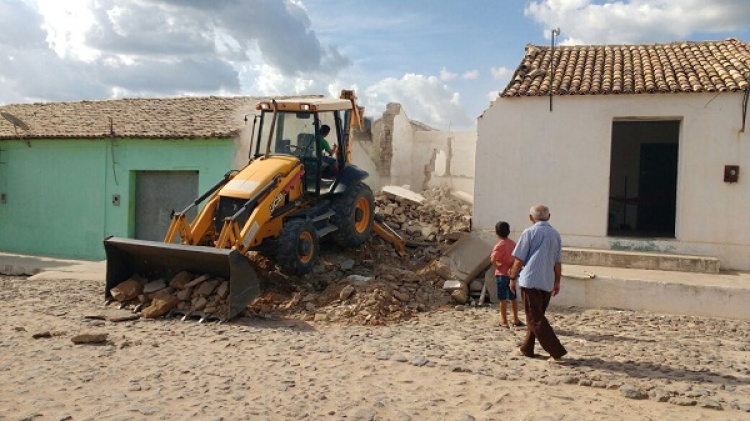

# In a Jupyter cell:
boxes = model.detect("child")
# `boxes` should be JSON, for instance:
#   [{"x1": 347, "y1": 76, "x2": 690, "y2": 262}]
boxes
[{"x1": 490, "y1": 221, "x2": 523, "y2": 328}]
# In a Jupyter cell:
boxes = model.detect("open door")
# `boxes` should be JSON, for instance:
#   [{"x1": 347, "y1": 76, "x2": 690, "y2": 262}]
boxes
[{"x1": 608, "y1": 120, "x2": 679, "y2": 237}]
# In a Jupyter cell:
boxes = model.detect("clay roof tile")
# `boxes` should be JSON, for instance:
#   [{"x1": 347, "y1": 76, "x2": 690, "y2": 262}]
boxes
[
  {"x1": 0, "y1": 95, "x2": 318, "y2": 139},
  {"x1": 501, "y1": 39, "x2": 750, "y2": 98}
]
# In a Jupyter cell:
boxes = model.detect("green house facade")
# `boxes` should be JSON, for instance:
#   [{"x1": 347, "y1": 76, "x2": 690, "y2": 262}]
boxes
[{"x1": 0, "y1": 97, "x2": 263, "y2": 260}]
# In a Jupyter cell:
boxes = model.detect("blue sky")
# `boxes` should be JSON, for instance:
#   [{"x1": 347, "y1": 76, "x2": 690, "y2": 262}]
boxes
[{"x1": 2, "y1": 1, "x2": 750, "y2": 130}]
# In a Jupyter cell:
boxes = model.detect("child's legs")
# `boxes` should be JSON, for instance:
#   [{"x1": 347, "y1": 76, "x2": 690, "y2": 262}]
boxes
[
  {"x1": 499, "y1": 300, "x2": 508, "y2": 323},
  {"x1": 495, "y1": 275, "x2": 513, "y2": 325}
]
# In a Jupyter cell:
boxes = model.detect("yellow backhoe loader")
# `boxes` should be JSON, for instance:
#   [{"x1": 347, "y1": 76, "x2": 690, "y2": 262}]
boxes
[{"x1": 104, "y1": 90, "x2": 406, "y2": 321}]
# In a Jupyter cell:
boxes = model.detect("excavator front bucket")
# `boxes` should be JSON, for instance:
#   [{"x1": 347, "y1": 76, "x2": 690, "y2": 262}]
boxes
[{"x1": 103, "y1": 236, "x2": 260, "y2": 321}]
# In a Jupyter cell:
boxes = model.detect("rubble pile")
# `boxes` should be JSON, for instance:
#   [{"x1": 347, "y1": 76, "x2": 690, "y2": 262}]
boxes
[
  {"x1": 108, "y1": 186, "x2": 473, "y2": 324},
  {"x1": 375, "y1": 186, "x2": 471, "y2": 244},
  {"x1": 247, "y1": 258, "x2": 453, "y2": 325},
  {"x1": 109, "y1": 271, "x2": 231, "y2": 320}
]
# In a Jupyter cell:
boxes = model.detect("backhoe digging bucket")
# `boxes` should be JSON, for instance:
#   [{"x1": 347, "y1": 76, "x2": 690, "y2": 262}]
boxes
[{"x1": 104, "y1": 237, "x2": 260, "y2": 321}]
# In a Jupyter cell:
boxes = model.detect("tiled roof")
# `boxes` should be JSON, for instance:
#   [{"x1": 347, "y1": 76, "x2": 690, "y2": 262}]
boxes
[
  {"x1": 0, "y1": 95, "x2": 315, "y2": 140},
  {"x1": 502, "y1": 38, "x2": 750, "y2": 97}
]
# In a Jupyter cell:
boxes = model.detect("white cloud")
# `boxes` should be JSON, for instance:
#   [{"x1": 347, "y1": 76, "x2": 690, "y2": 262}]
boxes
[
  {"x1": 0, "y1": 0, "x2": 353, "y2": 105},
  {"x1": 440, "y1": 67, "x2": 458, "y2": 81},
  {"x1": 461, "y1": 70, "x2": 479, "y2": 80},
  {"x1": 364, "y1": 74, "x2": 473, "y2": 130},
  {"x1": 250, "y1": 64, "x2": 316, "y2": 95},
  {"x1": 34, "y1": 0, "x2": 98, "y2": 61},
  {"x1": 525, "y1": 0, "x2": 750, "y2": 44},
  {"x1": 441, "y1": 68, "x2": 478, "y2": 81}
]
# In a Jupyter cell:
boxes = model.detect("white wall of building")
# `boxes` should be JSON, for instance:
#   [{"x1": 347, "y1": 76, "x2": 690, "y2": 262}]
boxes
[
  {"x1": 475, "y1": 93, "x2": 750, "y2": 270},
  {"x1": 231, "y1": 111, "x2": 258, "y2": 171}
]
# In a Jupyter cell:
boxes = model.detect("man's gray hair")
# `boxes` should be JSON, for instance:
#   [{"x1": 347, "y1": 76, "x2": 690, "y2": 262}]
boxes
[{"x1": 530, "y1": 204, "x2": 550, "y2": 221}]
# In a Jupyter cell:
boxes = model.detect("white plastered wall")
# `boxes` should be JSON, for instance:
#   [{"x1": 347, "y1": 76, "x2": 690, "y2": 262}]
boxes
[
  {"x1": 231, "y1": 110, "x2": 259, "y2": 171},
  {"x1": 475, "y1": 93, "x2": 750, "y2": 270},
  {"x1": 385, "y1": 106, "x2": 477, "y2": 195},
  {"x1": 388, "y1": 110, "x2": 419, "y2": 188},
  {"x1": 412, "y1": 131, "x2": 476, "y2": 195}
]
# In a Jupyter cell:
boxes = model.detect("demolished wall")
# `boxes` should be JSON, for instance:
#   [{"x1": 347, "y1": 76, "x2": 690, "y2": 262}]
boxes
[
  {"x1": 413, "y1": 130, "x2": 475, "y2": 195},
  {"x1": 351, "y1": 103, "x2": 477, "y2": 196}
]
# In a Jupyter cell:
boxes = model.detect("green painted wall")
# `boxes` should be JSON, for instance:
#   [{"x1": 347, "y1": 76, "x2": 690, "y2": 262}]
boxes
[{"x1": 0, "y1": 137, "x2": 235, "y2": 260}]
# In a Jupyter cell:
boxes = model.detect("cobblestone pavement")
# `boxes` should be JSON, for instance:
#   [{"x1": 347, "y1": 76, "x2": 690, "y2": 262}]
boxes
[{"x1": 1, "y1": 276, "x2": 749, "y2": 421}]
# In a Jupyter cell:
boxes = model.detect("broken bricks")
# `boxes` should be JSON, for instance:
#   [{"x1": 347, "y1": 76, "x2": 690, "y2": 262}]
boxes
[{"x1": 110, "y1": 272, "x2": 231, "y2": 321}]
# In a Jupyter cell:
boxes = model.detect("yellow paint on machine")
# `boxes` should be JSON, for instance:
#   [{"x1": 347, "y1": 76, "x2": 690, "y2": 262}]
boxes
[{"x1": 220, "y1": 156, "x2": 299, "y2": 199}]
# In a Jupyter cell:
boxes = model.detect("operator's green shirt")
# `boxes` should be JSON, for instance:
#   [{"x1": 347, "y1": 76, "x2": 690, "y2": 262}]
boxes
[{"x1": 316, "y1": 135, "x2": 332, "y2": 155}]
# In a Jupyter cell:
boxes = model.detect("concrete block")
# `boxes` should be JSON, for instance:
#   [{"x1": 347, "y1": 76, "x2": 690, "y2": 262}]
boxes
[
  {"x1": 483, "y1": 268, "x2": 498, "y2": 303},
  {"x1": 450, "y1": 190, "x2": 473, "y2": 205},
  {"x1": 442, "y1": 231, "x2": 495, "y2": 282},
  {"x1": 442, "y1": 280, "x2": 462, "y2": 290},
  {"x1": 381, "y1": 185, "x2": 425, "y2": 205}
]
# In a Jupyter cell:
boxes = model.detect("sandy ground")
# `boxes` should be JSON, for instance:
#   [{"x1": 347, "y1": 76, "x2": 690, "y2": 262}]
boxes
[{"x1": 1, "y1": 275, "x2": 749, "y2": 421}]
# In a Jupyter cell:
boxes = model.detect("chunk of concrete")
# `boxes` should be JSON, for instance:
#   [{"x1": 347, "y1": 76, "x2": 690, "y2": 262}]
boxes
[
  {"x1": 441, "y1": 231, "x2": 495, "y2": 282},
  {"x1": 450, "y1": 190, "x2": 473, "y2": 205},
  {"x1": 483, "y1": 268, "x2": 498, "y2": 303},
  {"x1": 381, "y1": 185, "x2": 425, "y2": 205},
  {"x1": 442, "y1": 280, "x2": 463, "y2": 290}
]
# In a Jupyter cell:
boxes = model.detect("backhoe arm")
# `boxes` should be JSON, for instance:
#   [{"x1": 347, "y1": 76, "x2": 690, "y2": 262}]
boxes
[
  {"x1": 165, "y1": 171, "x2": 235, "y2": 245},
  {"x1": 373, "y1": 214, "x2": 407, "y2": 257}
]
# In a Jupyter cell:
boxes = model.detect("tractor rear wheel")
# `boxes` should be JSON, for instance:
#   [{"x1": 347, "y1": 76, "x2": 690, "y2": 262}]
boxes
[
  {"x1": 277, "y1": 219, "x2": 319, "y2": 275},
  {"x1": 331, "y1": 182, "x2": 375, "y2": 247}
]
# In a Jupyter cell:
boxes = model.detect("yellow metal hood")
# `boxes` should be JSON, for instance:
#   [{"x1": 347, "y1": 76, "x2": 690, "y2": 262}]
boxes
[{"x1": 220, "y1": 156, "x2": 299, "y2": 199}]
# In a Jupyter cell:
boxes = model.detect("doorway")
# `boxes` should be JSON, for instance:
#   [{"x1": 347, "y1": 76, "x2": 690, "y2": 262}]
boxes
[
  {"x1": 135, "y1": 170, "x2": 198, "y2": 241},
  {"x1": 608, "y1": 120, "x2": 680, "y2": 237}
]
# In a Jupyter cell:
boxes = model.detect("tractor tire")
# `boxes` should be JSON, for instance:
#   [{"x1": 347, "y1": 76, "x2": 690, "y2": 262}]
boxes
[
  {"x1": 331, "y1": 182, "x2": 375, "y2": 247},
  {"x1": 277, "y1": 219, "x2": 319, "y2": 275}
]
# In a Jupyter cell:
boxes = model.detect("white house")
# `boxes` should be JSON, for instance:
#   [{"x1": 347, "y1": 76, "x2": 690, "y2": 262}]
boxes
[{"x1": 475, "y1": 39, "x2": 750, "y2": 271}]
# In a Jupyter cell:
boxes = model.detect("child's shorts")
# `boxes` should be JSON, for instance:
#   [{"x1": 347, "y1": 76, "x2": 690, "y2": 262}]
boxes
[{"x1": 495, "y1": 275, "x2": 517, "y2": 301}]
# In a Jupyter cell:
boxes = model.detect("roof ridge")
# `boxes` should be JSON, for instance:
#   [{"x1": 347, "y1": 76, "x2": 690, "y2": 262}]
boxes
[{"x1": 525, "y1": 38, "x2": 747, "y2": 50}]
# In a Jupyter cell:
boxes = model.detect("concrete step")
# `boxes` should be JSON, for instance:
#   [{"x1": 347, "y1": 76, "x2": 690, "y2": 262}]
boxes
[
  {"x1": 562, "y1": 247, "x2": 719, "y2": 274},
  {"x1": 557, "y1": 265, "x2": 750, "y2": 320}
]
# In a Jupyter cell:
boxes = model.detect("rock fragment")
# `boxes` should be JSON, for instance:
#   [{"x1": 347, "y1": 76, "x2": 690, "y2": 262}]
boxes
[
  {"x1": 110, "y1": 279, "x2": 142, "y2": 302},
  {"x1": 71, "y1": 333, "x2": 108, "y2": 344},
  {"x1": 141, "y1": 293, "x2": 179, "y2": 318}
]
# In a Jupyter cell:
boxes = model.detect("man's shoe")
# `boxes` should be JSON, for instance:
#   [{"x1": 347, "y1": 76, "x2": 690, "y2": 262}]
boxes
[{"x1": 518, "y1": 348, "x2": 536, "y2": 358}]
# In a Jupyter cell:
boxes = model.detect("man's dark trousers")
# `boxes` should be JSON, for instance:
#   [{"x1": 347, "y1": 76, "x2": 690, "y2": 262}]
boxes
[{"x1": 519, "y1": 287, "x2": 567, "y2": 359}]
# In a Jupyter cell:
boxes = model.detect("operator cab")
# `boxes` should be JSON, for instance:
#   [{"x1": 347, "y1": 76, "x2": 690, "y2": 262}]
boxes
[{"x1": 253, "y1": 100, "x2": 354, "y2": 197}]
